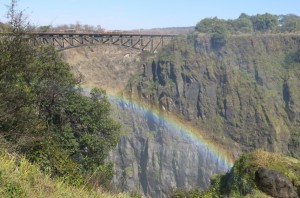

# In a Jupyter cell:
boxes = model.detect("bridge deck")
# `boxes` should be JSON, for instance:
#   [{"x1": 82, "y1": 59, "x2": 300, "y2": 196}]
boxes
[{"x1": 29, "y1": 32, "x2": 177, "y2": 38}]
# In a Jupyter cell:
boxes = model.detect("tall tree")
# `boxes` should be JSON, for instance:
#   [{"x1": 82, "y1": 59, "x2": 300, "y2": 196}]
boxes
[{"x1": 0, "y1": 0, "x2": 121, "y2": 186}]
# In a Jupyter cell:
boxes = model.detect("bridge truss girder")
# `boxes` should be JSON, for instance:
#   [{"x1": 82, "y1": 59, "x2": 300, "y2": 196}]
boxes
[{"x1": 30, "y1": 34, "x2": 175, "y2": 52}]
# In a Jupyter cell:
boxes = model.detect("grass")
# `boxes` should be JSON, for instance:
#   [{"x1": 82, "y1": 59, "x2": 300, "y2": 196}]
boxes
[{"x1": 0, "y1": 151, "x2": 130, "y2": 198}]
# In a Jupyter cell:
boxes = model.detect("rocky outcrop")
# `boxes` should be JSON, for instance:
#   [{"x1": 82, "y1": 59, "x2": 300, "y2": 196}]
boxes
[
  {"x1": 255, "y1": 167, "x2": 298, "y2": 198},
  {"x1": 199, "y1": 150, "x2": 300, "y2": 197}
]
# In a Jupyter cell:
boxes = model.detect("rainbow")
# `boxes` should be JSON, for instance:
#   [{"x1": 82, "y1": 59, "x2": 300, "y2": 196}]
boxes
[{"x1": 83, "y1": 86, "x2": 235, "y2": 171}]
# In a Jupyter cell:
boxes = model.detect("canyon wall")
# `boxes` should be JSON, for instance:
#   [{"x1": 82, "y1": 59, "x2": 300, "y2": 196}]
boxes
[{"x1": 63, "y1": 34, "x2": 300, "y2": 197}]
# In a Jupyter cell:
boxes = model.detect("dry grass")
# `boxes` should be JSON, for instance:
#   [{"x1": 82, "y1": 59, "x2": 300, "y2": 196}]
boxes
[
  {"x1": 251, "y1": 149, "x2": 300, "y2": 168},
  {"x1": 0, "y1": 151, "x2": 130, "y2": 198},
  {"x1": 251, "y1": 149, "x2": 281, "y2": 167}
]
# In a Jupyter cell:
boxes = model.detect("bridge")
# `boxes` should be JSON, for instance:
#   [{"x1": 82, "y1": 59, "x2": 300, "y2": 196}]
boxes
[{"x1": 29, "y1": 32, "x2": 177, "y2": 52}]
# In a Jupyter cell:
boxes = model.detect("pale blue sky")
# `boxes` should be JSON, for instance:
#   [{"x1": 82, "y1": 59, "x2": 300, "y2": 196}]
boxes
[{"x1": 0, "y1": 0, "x2": 300, "y2": 30}]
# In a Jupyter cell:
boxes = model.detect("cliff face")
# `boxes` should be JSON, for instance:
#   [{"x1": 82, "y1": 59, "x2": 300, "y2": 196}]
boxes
[
  {"x1": 61, "y1": 45, "x2": 142, "y2": 93},
  {"x1": 63, "y1": 34, "x2": 300, "y2": 197},
  {"x1": 108, "y1": 98, "x2": 231, "y2": 197},
  {"x1": 129, "y1": 34, "x2": 300, "y2": 157},
  {"x1": 113, "y1": 34, "x2": 300, "y2": 197}
]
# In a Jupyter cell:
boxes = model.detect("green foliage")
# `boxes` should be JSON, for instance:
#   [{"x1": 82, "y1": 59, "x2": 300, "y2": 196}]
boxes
[
  {"x1": 219, "y1": 154, "x2": 257, "y2": 196},
  {"x1": 129, "y1": 191, "x2": 143, "y2": 198},
  {"x1": 170, "y1": 189, "x2": 186, "y2": 198},
  {"x1": 195, "y1": 17, "x2": 230, "y2": 48},
  {"x1": 170, "y1": 188, "x2": 218, "y2": 198},
  {"x1": 49, "y1": 88, "x2": 121, "y2": 172},
  {"x1": 196, "y1": 17, "x2": 217, "y2": 34},
  {"x1": 196, "y1": 18, "x2": 229, "y2": 33},
  {"x1": 4, "y1": 182, "x2": 26, "y2": 198},
  {"x1": 211, "y1": 25, "x2": 229, "y2": 48},
  {"x1": 195, "y1": 13, "x2": 300, "y2": 34},
  {"x1": 158, "y1": 35, "x2": 195, "y2": 63},
  {"x1": 39, "y1": 25, "x2": 51, "y2": 32},
  {"x1": 0, "y1": 151, "x2": 130, "y2": 198},
  {"x1": 251, "y1": 13, "x2": 279, "y2": 32},
  {"x1": 233, "y1": 17, "x2": 253, "y2": 33},
  {"x1": 23, "y1": 140, "x2": 85, "y2": 186},
  {"x1": 0, "y1": 0, "x2": 121, "y2": 189},
  {"x1": 280, "y1": 14, "x2": 300, "y2": 32}
]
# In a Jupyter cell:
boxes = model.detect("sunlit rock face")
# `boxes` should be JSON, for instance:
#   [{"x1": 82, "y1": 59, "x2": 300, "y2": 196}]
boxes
[{"x1": 108, "y1": 98, "x2": 232, "y2": 198}]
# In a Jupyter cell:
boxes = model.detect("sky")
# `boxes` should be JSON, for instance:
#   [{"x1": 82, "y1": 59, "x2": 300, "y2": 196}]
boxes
[{"x1": 0, "y1": 0, "x2": 300, "y2": 30}]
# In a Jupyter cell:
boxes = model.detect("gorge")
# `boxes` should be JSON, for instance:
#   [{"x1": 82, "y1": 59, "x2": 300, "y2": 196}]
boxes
[{"x1": 62, "y1": 32, "x2": 300, "y2": 197}]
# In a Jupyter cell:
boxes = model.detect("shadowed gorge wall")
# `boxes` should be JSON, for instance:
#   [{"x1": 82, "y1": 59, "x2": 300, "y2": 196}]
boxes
[{"x1": 63, "y1": 34, "x2": 300, "y2": 197}]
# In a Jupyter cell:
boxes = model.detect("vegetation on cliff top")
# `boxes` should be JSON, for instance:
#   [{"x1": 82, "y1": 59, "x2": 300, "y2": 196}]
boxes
[
  {"x1": 196, "y1": 13, "x2": 300, "y2": 34},
  {"x1": 195, "y1": 13, "x2": 300, "y2": 49}
]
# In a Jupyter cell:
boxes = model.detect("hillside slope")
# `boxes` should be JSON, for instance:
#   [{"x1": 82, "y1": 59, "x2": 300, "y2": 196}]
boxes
[
  {"x1": 0, "y1": 151, "x2": 129, "y2": 198},
  {"x1": 61, "y1": 45, "x2": 142, "y2": 93}
]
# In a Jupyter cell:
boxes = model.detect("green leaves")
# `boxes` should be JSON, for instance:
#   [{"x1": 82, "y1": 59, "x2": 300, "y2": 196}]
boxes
[
  {"x1": 280, "y1": 14, "x2": 300, "y2": 32},
  {"x1": 195, "y1": 13, "x2": 300, "y2": 35},
  {"x1": 251, "y1": 13, "x2": 279, "y2": 32},
  {"x1": 56, "y1": 89, "x2": 120, "y2": 172},
  {"x1": 0, "y1": 3, "x2": 121, "y2": 187},
  {"x1": 195, "y1": 17, "x2": 228, "y2": 34}
]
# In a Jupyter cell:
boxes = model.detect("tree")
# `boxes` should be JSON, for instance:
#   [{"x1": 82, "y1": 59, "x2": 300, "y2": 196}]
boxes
[
  {"x1": 195, "y1": 17, "x2": 230, "y2": 48},
  {"x1": 0, "y1": 0, "x2": 37, "y2": 144},
  {"x1": 39, "y1": 25, "x2": 51, "y2": 32},
  {"x1": 279, "y1": 14, "x2": 300, "y2": 32},
  {"x1": 195, "y1": 18, "x2": 216, "y2": 33},
  {"x1": 233, "y1": 17, "x2": 253, "y2": 33},
  {"x1": 195, "y1": 17, "x2": 228, "y2": 33},
  {"x1": 211, "y1": 24, "x2": 229, "y2": 48},
  {"x1": 251, "y1": 13, "x2": 279, "y2": 32},
  {"x1": 1, "y1": 0, "x2": 121, "y2": 186}
]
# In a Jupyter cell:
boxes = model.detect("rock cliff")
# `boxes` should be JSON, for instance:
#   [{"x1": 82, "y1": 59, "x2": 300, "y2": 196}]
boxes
[
  {"x1": 63, "y1": 33, "x2": 300, "y2": 197},
  {"x1": 108, "y1": 97, "x2": 232, "y2": 197},
  {"x1": 128, "y1": 34, "x2": 300, "y2": 157}
]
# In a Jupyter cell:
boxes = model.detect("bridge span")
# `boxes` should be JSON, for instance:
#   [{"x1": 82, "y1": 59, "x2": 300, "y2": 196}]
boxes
[{"x1": 29, "y1": 32, "x2": 177, "y2": 52}]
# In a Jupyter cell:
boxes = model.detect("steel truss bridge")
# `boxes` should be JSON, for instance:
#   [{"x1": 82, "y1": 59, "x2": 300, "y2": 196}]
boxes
[{"x1": 29, "y1": 32, "x2": 177, "y2": 52}]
